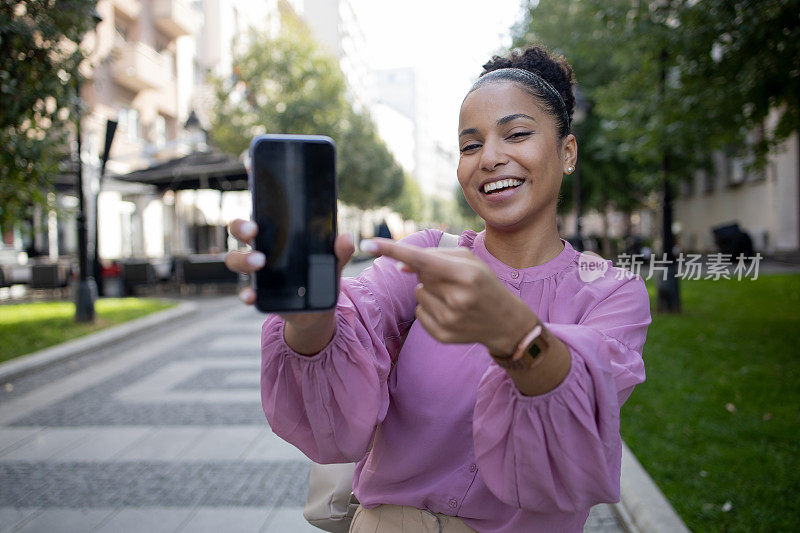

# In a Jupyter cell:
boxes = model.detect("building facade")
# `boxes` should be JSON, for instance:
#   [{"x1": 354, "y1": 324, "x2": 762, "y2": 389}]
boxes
[
  {"x1": 673, "y1": 129, "x2": 799, "y2": 254},
  {"x1": 44, "y1": 0, "x2": 275, "y2": 262}
]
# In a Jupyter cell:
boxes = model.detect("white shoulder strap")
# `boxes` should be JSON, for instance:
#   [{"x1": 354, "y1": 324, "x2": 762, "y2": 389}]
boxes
[{"x1": 438, "y1": 232, "x2": 459, "y2": 248}]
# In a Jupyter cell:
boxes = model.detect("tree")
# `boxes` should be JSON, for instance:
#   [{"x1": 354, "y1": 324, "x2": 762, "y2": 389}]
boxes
[
  {"x1": 512, "y1": 0, "x2": 799, "y2": 311},
  {"x1": 393, "y1": 174, "x2": 424, "y2": 222},
  {"x1": 454, "y1": 183, "x2": 484, "y2": 232},
  {"x1": 209, "y1": 21, "x2": 349, "y2": 156},
  {"x1": 336, "y1": 106, "x2": 404, "y2": 210},
  {"x1": 512, "y1": 1, "x2": 651, "y2": 241},
  {"x1": 675, "y1": 0, "x2": 799, "y2": 160},
  {"x1": 517, "y1": 0, "x2": 799, "y2": 196},
  {"x1": 209, "y1": 18, "x2": 404, "y2": 211},
  {"x1": 0, "y1": 0, "x2": 99, "y2": 230}
]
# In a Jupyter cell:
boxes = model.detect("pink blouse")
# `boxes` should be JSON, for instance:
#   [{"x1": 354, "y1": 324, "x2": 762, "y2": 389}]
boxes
[{"x1": 260, "y1": 229, "x2": 652, "y2": 532}]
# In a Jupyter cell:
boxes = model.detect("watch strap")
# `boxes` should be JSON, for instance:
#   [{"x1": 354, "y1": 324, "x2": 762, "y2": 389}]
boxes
[{"x1": 491, "y1": 322, "x2": 549, "y2": 370}]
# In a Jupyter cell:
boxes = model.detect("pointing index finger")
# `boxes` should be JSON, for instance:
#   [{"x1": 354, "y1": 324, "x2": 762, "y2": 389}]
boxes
[{"x1": 364, "y1": 238, "x2": 456, "y2": 277}]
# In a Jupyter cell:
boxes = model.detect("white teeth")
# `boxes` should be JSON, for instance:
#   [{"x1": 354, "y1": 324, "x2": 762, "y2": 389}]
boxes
[{"x1": 483, "y1": 178, "x2": 523, "y2": 194}]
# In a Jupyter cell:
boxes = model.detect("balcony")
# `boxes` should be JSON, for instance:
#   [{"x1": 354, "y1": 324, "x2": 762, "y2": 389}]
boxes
[
  {"x1": 111, "y1": 0, "x2": 141, "y2": 20},
  {"x1": 157, "y1": 80, "x2": 178, "y2": 118},
  {"x1": 111, "y1": 41, "x2": 169, "y2": 92},
  {"x1": 153, "y1": 0, "x2": 200, "y2": 39}
]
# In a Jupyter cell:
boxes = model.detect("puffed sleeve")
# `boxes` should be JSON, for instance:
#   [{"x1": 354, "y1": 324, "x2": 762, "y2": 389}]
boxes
[
  {"x1": 472, "y1": 272, "x2": 651, "y2": 513},
  {"x1": 260, "y1": 229, "x2": 441, "y2": 464}
]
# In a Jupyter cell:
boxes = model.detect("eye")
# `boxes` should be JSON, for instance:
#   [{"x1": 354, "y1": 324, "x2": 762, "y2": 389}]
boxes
[
  {"x1": 460, "y1": 143, "x2": 481, "y2": 153},
  {"x1": 507, "y1": 131, "x2": 533, "y2": 141}
]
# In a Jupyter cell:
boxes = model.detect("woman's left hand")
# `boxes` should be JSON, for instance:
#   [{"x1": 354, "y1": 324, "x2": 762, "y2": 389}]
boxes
[{"x1": 362, "y1": 238, "x2": 538, "y2": 357}]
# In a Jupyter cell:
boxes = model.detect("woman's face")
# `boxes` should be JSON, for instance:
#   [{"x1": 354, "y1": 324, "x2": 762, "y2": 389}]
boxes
[{"x1": 457, "y1": 81, "x2": 575, "y2": 231}]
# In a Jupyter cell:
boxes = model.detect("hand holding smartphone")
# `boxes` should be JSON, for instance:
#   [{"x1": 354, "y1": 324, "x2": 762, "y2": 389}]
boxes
[{"x1": 248, "y1": 134, "x2": 339, "y2": 313}]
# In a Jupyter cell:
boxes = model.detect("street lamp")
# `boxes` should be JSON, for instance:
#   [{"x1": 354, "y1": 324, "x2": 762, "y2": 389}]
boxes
[
  {"x1": 572, "y1": 87, "x2": 591, "y2": 252},
  {"x1": 73, "y1": 8, "x2": 103, "y2": 322},
  {"x1": 73, "y1": 78, "x2": 96, "y2": 322},
  {"x1": 184, "y1": 110, "x2": 207, "y2": 152},
  {"x1": 657, "y1": 48, "x2": 681, "y2": 313},
  {"x1": 92, "y1": 119, "x2": 118, "y2": 297}
]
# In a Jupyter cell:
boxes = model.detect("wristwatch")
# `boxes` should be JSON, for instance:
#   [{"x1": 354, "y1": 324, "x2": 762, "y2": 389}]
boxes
[{"x1": 491, "y1": 322, "x2": 550, "y2": 371}]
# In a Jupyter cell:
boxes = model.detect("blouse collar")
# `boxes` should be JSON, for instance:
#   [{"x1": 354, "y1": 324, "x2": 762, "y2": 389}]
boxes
[{"x1": 472, "y1": 230, "x2": 578, "y2": 282}]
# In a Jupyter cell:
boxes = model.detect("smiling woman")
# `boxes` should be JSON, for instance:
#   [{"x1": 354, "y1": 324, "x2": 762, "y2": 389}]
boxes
[
  {"x1": 226, "y1": 44, "x2": 652, "y2": 532},
  {"x1": 456, "y1": 49, "x2": 577, "y2": 269}
]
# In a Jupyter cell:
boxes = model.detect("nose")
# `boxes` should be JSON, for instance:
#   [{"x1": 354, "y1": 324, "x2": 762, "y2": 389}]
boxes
[{"x1": 479, "y1": 137, "x2": 508, "y2": 171}]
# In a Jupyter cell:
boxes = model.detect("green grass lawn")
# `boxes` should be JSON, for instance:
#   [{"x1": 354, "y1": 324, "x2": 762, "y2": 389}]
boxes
[
  {"x1": 0, "y1": 298, "x2": 177, "y2": 364},
  {"x1": 622, "y1": 273, "x2": 800, "y2": 532}
]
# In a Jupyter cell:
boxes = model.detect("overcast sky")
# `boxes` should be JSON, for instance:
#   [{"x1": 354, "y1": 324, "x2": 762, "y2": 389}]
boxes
[{"x1": 349, "y1": 0, "x2": 525, "y2": 148}]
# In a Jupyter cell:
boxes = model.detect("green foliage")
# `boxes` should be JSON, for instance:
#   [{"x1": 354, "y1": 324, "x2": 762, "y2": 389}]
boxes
[
  {"x1": 389, "y1": 174, "x2": 424, "y2": 222},
  {"x1": 209, "y1": 21, "x2": 349, "y2": 155},
  {"x1": 626, "y1": 274, "x2": 800, "y2": 531},
  {"x1": 513, "y1": 0, "x2": 668, "y2": 218},
  {"x1": 514, "y1": 0, "x2": 800, "y2": 197},
  {"x1": 209, "y1": 19, "x2": 404, "y2": 211},
  {"x1": 675, "y1": 0, "x2": 800, "y2": 158},
  {"x1": 337, "y1": 107, "x2": 404, "y2": 210},
  {"x1": 0, "y1": 297, "x2": 175, "y2": 363},
  {"x1": 454, "y1": 183, "x2": 484, "y2": 231},
  {"x1": 0, "y1": 0, "x2": 99, "y2": 230}
]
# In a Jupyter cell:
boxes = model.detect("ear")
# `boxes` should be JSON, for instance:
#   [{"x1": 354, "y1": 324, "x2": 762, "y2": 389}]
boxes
[{"x1": 560, "y1": 134, "x2": 577, "y2": 174}]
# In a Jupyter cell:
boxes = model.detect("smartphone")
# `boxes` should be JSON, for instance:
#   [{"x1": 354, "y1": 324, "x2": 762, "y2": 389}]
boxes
[{"x1": 248, "y1": 134, "x2": 338, "y2": 313}]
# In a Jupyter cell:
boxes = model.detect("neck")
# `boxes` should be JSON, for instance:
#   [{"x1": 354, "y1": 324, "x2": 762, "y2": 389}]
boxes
[{"x1": 483, "y1": 217, "x2": 564, "y2": 270}]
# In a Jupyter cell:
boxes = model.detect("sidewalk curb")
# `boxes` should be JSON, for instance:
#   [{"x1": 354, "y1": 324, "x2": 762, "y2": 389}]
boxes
[
  {"x1": 0, "y1": 300, "x2": 199, "y2": 382},
  {"x1": 616, "y1": 441, "x2": 690, "y2": 533}
]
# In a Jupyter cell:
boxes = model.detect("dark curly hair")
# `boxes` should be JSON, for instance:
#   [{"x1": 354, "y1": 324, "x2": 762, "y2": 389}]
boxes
[{"x1": 469, "y1": 45, "x2": 576, "y2": 139}]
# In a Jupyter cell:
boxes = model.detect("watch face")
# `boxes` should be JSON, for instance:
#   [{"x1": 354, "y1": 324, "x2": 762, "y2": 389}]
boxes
[{"x1": 527, "y1": 342, "x2": 543, "y2": 360}]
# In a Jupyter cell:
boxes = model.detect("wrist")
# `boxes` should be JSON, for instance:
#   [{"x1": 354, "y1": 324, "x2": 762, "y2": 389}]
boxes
[
  {"x1": 487, "y1": 303, "x2": 539, "y2": 358},
  {"x1": 283, "y1": 309, "x2": 336, "y2": 333},
  {"x1": 283, "y1": 312, "x2": 336, "y2": 356},
  {"x1": 497, "y1": 326, "x2": 572, "y2": 396}
]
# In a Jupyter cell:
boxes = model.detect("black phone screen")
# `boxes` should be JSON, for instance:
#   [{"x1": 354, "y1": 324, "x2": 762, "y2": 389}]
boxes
[{"x1": 249, "y1": 135, "x2": 338, "y2": 312}]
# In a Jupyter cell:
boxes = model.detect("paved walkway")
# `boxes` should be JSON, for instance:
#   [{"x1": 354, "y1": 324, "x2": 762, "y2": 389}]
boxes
[{"x1": 0, "y1": 270, "x2": 630, "y2": 532}]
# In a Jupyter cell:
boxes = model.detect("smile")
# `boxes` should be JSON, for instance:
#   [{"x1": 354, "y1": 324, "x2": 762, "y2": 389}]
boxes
[{"x1": 482, "y1": 178, "x2": 524, "y2": 194}]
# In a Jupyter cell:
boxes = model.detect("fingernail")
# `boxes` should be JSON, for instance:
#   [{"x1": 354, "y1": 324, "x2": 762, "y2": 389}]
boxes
[
  {"x1": 395, "y1": 261, "x2": 408, "y2": 272},
  {"x1": 238, "y1": 289, "x2": 251, "y2": 303},
  {"x1": 241, "y1": 221, "x2": 257, "y2": 236},
  {"x1": 247, "y1": 252, "x2": 266, "y2": 268},
  {"x1": 360, "y1": 239, "x2": 378, "y2": 254}
]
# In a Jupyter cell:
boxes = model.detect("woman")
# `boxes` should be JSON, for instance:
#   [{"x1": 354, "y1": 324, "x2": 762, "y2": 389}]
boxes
[{"x1": 226, "y1": 45, "x2": 651, "y2": 532}]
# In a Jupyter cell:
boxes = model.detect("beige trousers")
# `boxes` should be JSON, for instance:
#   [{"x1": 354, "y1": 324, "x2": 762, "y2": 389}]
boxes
[{"x1": 349, "y1": 504, "x2": 477, "y2": 532}]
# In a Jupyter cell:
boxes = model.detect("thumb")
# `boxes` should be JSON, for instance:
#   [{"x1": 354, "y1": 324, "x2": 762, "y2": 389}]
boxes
[{"x1": 335, "y1": 233, "x2": 355, "y2": 278}]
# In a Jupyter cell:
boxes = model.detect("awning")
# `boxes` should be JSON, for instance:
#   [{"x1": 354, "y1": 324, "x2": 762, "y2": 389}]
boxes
[{"x1": 114, "y1": 150, "x2": 248, "y2": 192}]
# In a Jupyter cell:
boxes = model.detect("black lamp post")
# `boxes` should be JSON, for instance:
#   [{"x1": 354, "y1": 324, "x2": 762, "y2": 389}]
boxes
[
  {"x1": 656, "y1": 48, "x2": 681, "y2": 313},
  {"x1": 184, "y1": 109, "x2": 208, "y2": 152},
  {"x1": 73, "y1": 8, "x2": 104, "y2": 322},
  {"x1": 92, "y1": 119, "x2": 117, "y2": 296},
  {"x1": 572, "y1": 87, "x2": 591, "y2": 252},
  {"x1": 73, "y1": 79, "x2": 96, "y2": 322}
]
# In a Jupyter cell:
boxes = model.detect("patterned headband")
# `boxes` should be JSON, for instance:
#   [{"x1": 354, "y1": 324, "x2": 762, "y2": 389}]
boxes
[{"x1": 481, "y1": 67, "x2": 570, "y2": 130}]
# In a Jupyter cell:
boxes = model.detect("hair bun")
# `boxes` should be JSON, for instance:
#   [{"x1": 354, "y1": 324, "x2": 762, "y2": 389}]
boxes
[{"x1": 481, "y1": 45, "x2": 575, "y2": 132}]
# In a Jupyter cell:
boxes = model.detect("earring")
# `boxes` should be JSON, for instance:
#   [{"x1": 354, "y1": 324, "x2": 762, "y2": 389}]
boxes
[{"x1": 566, "y1": 166, "x2": 575, "y2": 174}]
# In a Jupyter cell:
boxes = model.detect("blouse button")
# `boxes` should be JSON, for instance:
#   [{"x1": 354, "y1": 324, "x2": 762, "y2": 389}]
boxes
[
  {"x1": 511, "y1": 271, "x2": 519, "y2": 279},
  {"x1": 449, "y1": 498, "x2": 458, "y2": 508},
  {"x1": 469, "y1": 463, "x2": 477, "y2": 473}
]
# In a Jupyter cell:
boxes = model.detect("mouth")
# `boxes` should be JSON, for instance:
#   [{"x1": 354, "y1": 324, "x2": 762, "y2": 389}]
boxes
[{"x1": 480, "y1": 177, "x2": 525, "y2": 195}]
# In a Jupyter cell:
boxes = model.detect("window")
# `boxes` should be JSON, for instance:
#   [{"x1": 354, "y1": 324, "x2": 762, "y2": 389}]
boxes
[
  {"x1": 705, "y1": 152, "x2": 727, "y2": 193},
  {"x1": 729, "y1": 154, "x2": 746, "y2": 185},
  {"x1": 118, "y1": 108, "x2": 139, "y2": 143},
  {"x1": 679, "y1": 177, "x2": 694, "y2": 198},
  {"x1": 153, "y1": 115, "x2": 166, "y2": 148}
]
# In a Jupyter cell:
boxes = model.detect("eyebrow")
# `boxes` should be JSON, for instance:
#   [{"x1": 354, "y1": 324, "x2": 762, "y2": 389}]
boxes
[
  {"x1": 459, "y1": 113, "x2": 536, "y2": 138},
  {"x1": 497, "y1": 113, "x2": 536, "y2": 126}
]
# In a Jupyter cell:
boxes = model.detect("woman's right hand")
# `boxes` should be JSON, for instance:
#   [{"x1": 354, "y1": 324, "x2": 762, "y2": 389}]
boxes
[{"x1": 225, "y1": 219, "x2": 355, "y2": 331}]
